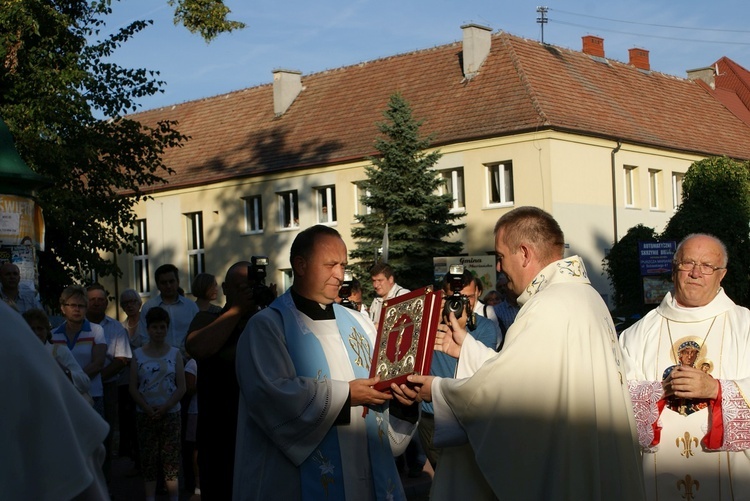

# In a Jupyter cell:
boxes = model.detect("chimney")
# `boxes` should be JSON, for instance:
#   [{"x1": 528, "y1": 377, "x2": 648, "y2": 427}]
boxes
[
  {"x1": 461, "y1": 23, "x2": 492, "y2": 79},
  {"x1": 686, "y1": 66, "x2": 716, "y2": 90},
  {"x1": 582, "y1": 35, "x2": 605, "y2": 58},
  {"x1": 272, "y1": 69, "x2": 302, "y2": 116},
  {"x1": 628, "y1": 48, "x2": 650, "y2": 71}
]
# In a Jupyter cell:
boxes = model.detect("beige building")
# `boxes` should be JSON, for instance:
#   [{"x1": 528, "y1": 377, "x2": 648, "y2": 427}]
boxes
[{"x1": 104, "y1": 25, "x2": 750, "y2": 313}]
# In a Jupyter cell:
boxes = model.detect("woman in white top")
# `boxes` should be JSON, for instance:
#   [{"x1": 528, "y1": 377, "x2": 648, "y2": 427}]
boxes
[{"x1": 129, "y1": 306, "x2": 185, "y2": 501}]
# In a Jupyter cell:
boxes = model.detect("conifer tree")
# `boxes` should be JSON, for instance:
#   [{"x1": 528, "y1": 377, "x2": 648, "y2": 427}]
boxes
[{"x1": 350, "y1": 93, "x2": 464, "y2": 290}]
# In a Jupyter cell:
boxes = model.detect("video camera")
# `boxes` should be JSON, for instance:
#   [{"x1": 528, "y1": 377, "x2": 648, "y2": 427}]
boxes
[
  {"x1": 443, "y1": 264, "x2": 476, "y2": 330},
  {"x1": 338, "y1": 270, "x2": 358, "y2": 311},
  {"x1": 248, "y1": 256, "x2": 274, "y2": 308}
]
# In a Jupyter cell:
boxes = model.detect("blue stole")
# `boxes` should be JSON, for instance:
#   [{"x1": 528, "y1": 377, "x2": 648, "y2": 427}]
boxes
[{"x1": 272, "y1": 292, "x2": 405, "y2": 501}]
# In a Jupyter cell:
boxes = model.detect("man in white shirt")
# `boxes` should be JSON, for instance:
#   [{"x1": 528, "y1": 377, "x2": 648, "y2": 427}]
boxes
[
  {"x1": 87, "y1": 283, "x2": 132, "y2": 482},
  {"x1": 140, "y1": 263, "x2": 198, "y2": 352},
  {"x1": 0, "y1": 262, "x2": 42, "y2": 313},
  {"x1": 368, "y1": 262, "x2": 409, "y2": 330}
]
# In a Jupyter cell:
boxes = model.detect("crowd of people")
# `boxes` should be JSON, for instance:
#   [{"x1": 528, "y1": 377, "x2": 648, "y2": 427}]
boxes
[{"x1": 4, "y1": 206, "x2": 750, "y2": 501}]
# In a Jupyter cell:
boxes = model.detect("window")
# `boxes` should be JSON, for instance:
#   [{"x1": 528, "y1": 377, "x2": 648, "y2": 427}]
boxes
[
  {"x1": 649, "y1": 169, "x2": 661, "y2": 209},
  {"x1": 624, "y1": 165, "x2": 637, "y2": 207},
  {"x1": 186, "y1": 211, "x2": 205, "y2": 282},
  {"x1": 243, "y1": 195, "x2": 263, "y2": 233},
  {"x1": 278, "y1": 190, "x2": 299, "y2": 229},
  {"x1": 487, "y1": 162, "x2": 514, "y2": 205},
  {"x1": 316, "y1": 186, "x2": 337, "y2": 224},
  {"x1": 672, "y1": 172, "x2": 684, "y2": 209},
  {"x1": 133, "y1": 219, "x2": 150, "y2": 294},
  {"x1": 353, "y1": 182, "x2": 372, "y2": 216},
  {"x1": 439, "y1": 168, "x2": 465, "y2": 211},
  {"x1": 280, "y1": 269, "x2": 293, "y2": 292}
]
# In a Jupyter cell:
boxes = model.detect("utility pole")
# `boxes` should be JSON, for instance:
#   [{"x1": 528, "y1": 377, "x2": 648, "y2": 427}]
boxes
[{"x1": 536, "y1": 6, "x2": 549, "y2": 44}]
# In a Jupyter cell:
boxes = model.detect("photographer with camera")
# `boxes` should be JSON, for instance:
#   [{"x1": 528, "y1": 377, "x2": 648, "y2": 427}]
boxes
[
  {"x1": 335, "y1": 271, "x2": 368, "y2": 315},
  {"x1": 185, "y1": 260, "x2": 273, "y2": 500},
  {"x1": 418, "y1": 266, "x2": 500, "y2": 469}
]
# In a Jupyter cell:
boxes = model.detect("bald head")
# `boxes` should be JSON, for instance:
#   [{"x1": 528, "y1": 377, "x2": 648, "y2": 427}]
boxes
[
  {"x1": 672, "y1": 234, "x2": 728, "y2": 308},
  {"x1": 222, "y1": 261, "x2": 251, "y2": 306}
]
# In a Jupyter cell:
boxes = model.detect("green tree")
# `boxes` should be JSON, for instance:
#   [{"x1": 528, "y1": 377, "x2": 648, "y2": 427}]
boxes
[
  {"x1": 350, "y1": 93, "x2": 465, "y2": 291},
  {"x1": 169, "y1": 0, "x2": 245, "y2": 41},
  {"x1": 604, "y1": 157, "x2": 750, "y2": 310},
  {"x1": 602, "y1": 224, "x2": 658, "y2": 309},
  {"x1": 0, "y1": 0, "x2": 243, "y2": 304},
  {"x1": 661, "y1": 156, "x2": 750, "y2": 305}
]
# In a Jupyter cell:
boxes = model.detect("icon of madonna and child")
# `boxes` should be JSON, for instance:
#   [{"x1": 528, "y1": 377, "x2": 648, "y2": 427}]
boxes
[{"x1": 662, "y1": 339, "x2": 714, "y2": 416}]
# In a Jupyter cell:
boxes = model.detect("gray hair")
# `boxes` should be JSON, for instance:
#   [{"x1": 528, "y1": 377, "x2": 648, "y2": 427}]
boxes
[{"x1": 119, "y1": 288, "x2": 141, "y2": 305}]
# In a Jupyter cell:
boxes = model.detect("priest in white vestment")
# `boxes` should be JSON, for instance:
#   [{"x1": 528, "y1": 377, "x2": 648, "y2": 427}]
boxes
[
  {"x1": 0, "y1": 301, "x2": 109, "y2": 500},
  {"x1": 233, "y1": 225, "x2": 419, "y2": 501},
  {"x1": 410, "y1": 206, "x2": 645, "y2": 501},
  {"x1": 620, "y1": 233, "x2": 750, "y2": 500}
]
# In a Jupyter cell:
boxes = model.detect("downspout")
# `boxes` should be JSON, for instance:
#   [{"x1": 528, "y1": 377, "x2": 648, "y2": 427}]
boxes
[{"x1": 611, "y1": 140, "x2": 622, "y2": 244}]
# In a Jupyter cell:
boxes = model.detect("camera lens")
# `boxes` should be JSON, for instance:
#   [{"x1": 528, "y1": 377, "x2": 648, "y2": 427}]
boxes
[{"x1": 443, "y1": 296, "x2": 464, "y2": 320}]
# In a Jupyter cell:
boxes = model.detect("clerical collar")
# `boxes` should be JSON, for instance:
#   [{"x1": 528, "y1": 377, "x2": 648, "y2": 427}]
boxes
[{"x1": 291, "y1": 288, "x2": 335, "y2": 320}]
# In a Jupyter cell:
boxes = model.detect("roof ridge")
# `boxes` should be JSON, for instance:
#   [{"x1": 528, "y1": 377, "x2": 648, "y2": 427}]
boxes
[
  {"x1": 301, "y1": 40, "x2": 463, "y2": 80},
  {"x1": 500, "y1": 33, "x2": 550, "y2": 126}
]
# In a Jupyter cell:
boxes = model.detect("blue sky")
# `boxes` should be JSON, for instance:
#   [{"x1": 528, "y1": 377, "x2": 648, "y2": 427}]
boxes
[{"x1": 101, "y1": 0, "x2": 750, "y2": 113}]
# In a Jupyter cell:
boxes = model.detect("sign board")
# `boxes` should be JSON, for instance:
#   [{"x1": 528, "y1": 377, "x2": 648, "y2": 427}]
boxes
[
  {"x1": 0, "y1": 194, "x2": 45, "y2": 250},
  {"x1": 643, "y1": 275, "x2": 672, "y2": 304},
  {"x1": 638, "y1": 241, "x2": 676, "y2": 276},
  {"x1": 433, "y1": 255, "x2": 497, "y2": 294}
]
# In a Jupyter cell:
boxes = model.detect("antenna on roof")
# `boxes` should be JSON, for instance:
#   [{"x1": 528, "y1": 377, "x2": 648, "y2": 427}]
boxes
[
  {"x1": 714, "y1": 63, "x2": 725, "y2": 77},
  {"x1": 536, "y1": 6, "x2": 549, "y2": 44}
]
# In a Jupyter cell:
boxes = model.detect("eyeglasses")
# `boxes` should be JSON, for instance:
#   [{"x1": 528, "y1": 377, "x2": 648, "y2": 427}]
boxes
[
  {"x1": 63, "y1": 303, "x2": 87, "y2": 309},
  {"x1": 674, "y1": 261, "x2": 725, "y2": 275}
]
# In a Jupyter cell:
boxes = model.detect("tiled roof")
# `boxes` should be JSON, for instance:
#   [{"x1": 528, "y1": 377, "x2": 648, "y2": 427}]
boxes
[
  {"x1": 717, "y1": 57, "x2": 750, "y2": 109},
  {"x1": 709, "y1": 57, "x2": 750, "y2": 126},
  {"x1": 130, "y1": 31, "x2": 750, "y2": 191}
]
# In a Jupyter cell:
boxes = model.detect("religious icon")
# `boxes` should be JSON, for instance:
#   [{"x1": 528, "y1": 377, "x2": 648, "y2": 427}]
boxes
[
  {"x1": 369, "y1": 286, "x2": 442, "y2": 391},
  {"x1": 698, "y1": 359, "x2": 714, "y2": 375},
  {"x1": 662, "y1": 339, "x2": 710, "y2": 415}
]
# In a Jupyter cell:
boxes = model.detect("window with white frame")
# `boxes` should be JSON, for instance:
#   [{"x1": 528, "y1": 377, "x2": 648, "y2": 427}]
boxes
[
  {"x1": 278, "y1": 190, "x2": 299, "y2": 229},
  {"x1": 672, "y1": 172, "x2": 684, "y2": 209},
  {"x1": 243, "y1": 195, "x2": 263, "y2": 233},
  {"x1": 624, "y1": 165, "x2": 637, "y2": 207},
  {"x1": 487, "y1": 162, "x2": 514, "y2": 205},
  {"x1": 353, "y1": 182, "x2": 372, "y2": 216},
  {"x1": 186, "y1": 211, "x2": 205, "y2": 282},
  {"x1": 649, "y1": 169, "x2": 661, "y2": 210},
  {"x1": 316, "y1": 186, "x2": 337, "y2": 224},
  {"x1": 439, "y1": 168, "x2": 466, "y2": 211},
  {"x1": 133, "y1": 219, "x2": 150, "y2": 294},
  {"x1": 281, "y1": 269, "x2": 293, "y2": 292}
]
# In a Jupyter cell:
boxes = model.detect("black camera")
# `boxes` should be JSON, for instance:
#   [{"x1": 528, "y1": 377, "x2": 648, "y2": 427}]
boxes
[
  {"x1": 248, "y1": 256, "x2": 274, "y2": 308},
  {"x1": 338, "y1": 270, "x2": 357, "y2": 310},
  {"x1": 443, "y1": 264, "x2": 476, "y2": 330}
]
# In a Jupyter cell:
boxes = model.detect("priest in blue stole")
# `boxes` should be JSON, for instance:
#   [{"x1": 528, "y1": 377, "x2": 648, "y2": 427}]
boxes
[{"x1": 234, "y1": 225, "x2": 420, "y2": 500}]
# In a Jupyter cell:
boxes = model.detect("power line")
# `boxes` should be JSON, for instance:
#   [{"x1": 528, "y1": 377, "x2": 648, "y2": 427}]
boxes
[
  {"x1": 552, "y1": 19, "x2": 750, "y2": 46},
  {"x1": 550, "y1": 8, "x2": 750, "y2": 34}
]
